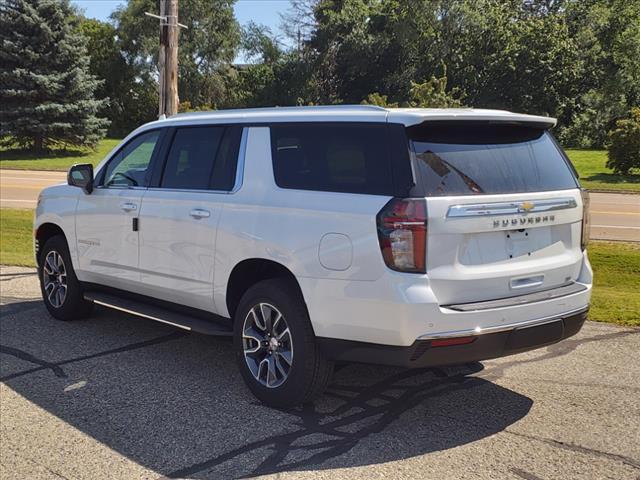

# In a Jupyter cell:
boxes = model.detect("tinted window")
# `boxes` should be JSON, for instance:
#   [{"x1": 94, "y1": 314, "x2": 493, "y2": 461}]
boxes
[
  {"x1": 161, "y1": 126, "x2": 241, "y2": 190},
  {"x1": 162, "y1": 127, "x2": 223, "y2": 190},
  {"x1": 211, "y1": 126, "x2": 242, "y2": 191},
  {"x1": 103, "y1": 131, "x2": 160, "y2": 187},
  {"x1": 271, "y1": 124, "x2": 394, "y2": 195},
  {"x1": 409, "y1": 123, "x2": 578, "y2": 196}
]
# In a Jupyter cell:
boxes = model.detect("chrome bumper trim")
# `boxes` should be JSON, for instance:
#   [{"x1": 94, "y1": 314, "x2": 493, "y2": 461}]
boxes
[{"x1": 417, "y1": 306, "x2": 588, "y2": 341}]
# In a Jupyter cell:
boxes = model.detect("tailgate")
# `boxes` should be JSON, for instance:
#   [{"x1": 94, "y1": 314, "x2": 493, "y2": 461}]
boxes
[{"x1": 426, "y1": 189, "x2": 584, "y2": 305}]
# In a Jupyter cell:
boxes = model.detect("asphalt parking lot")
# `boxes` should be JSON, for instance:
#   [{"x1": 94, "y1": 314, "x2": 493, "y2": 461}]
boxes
[{"x1": 1, "y1": 266, "x2": 639, "y2": 480}]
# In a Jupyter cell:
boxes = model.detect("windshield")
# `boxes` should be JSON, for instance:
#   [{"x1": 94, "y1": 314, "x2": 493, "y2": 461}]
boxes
[{"x1": 408, "y1": 123, "x2": 578, "y2": 196}]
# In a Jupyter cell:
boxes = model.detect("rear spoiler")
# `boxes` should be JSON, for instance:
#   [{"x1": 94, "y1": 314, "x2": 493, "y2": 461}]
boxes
[
  {"x1": 406, "y1": 118, "x2": 556, "y2": 131},
  {"x1": 389, "y1": 110, "x2": 557, "y2": 129}
]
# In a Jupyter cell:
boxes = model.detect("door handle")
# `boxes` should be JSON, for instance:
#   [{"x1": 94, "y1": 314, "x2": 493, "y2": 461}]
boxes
[
  {"x1": 121, "y1": 202, "x2": 137, "y2": 212},
  {"x1": 189, "y1": 208, "x2": 210, "y2": 219},
  {"x1": 510, "y1": 275, "x2": 544, "y2": 289}
]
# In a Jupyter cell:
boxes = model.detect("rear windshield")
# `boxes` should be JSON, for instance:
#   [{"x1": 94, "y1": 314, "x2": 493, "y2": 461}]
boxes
[{"x1": 408, "y1": 123, "x2": 578, "y2": 196}]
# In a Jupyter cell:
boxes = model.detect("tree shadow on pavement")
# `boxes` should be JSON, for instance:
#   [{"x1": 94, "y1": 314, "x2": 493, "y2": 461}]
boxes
[{"x1": 0, "y1": 299, "x2": 533, "y2": 479}]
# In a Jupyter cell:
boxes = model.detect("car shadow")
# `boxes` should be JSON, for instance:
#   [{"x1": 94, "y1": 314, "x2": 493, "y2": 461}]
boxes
[{"x1": 1, "y1": 299, "x2": 533, "y2": 479}]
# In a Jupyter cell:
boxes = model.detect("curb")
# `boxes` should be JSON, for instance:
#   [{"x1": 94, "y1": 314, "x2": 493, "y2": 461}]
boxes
[{"x1": 587, "y1": 188, "x2": 640, "y2": 195}]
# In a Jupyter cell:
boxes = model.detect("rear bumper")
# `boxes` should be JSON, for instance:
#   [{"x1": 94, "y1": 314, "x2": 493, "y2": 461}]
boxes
[
  {"x1": 300, "y1": 253, "x2": 593, "y2": 347},
  {"x1": 318, "y1": 308, "x2": 587, "y2": 368}
]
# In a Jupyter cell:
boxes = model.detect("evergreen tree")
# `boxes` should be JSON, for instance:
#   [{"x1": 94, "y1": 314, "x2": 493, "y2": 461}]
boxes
[{"x1": 0, "y1": 0, "x2": 108, "y2": 151}]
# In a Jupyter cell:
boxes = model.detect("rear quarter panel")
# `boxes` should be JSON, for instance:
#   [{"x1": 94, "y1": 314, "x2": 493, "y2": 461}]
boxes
[{"x1": 213, "y1": 127, "x2": 392, "y2": 317}]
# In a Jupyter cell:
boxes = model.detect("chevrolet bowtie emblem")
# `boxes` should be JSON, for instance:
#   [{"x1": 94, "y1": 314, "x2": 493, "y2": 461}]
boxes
[{"x1": 519, "y1": 201, "x2": 535, "y2": 213}]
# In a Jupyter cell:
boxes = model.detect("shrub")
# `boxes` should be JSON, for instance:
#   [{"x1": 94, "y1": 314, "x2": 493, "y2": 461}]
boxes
[{"x1": 607, "y1": 107, "x2": 640, "y2": 175}]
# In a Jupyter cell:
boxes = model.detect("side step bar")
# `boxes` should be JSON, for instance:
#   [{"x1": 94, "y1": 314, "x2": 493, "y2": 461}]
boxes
[{"x1": 84, "y1": 291, "x2": 233, "y2": 336}]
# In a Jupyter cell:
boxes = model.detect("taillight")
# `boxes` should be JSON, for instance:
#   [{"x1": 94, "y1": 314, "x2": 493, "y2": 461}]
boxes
[
  {"x1": 377, "y1": 198, "x2": 427, "y2": 273},
  {"x1": 581, "y1": 189, "x2": 590, "y2": 250}
]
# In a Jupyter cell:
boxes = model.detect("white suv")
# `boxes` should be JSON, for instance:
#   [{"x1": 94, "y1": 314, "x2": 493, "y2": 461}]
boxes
[{"x1": 34, "y1": 106, "x2": 592, "y2": 407}]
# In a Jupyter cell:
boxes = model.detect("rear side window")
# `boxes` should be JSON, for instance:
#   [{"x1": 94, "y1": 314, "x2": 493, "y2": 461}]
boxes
[
  {"x1": 270, "y1": 124, "x2": 395, "y2": 195},
  {"x1": 408, "y1": 123, "x2": 578, "y2": 196},
  {"x1": 161, "y1": 126, "x2": 241, "y2": 191}
]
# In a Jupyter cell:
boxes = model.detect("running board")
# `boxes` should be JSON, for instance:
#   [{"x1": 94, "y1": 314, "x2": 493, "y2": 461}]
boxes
[{"x1": 84, "y1": 291, "x2": 233, "y2": 336}]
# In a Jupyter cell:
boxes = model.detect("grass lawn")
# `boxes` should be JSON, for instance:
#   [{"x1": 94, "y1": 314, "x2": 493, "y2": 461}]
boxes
[
  {"x1": 587, "y1": 241, "x2": 640, "y2": 327},
  {"x1": 0, "y1": 208, "x2": 33, "y2": 266},
  {"x1": 0, "y1": 138, "x2": 122, "y2": 171},
  {"x1": 1, "y1": 206, "x2": 638, "y2": 326},
  {"x1": 565, "y1": 149, "x2": 640, "y2": 193}
]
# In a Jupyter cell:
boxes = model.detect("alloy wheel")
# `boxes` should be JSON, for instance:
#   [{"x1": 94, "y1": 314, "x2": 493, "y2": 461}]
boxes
[
  {"x1": 242, "y1": 302, "x2": 294, "y2": 388},
  {"x1": 43, "y1": 250, "x2": 67, "y2": 308}
]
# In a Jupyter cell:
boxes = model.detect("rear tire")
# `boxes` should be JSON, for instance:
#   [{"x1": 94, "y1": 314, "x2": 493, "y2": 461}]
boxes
[
  {"x1": 233, "y1": 278, "x2": 333, "y2": 408},
  {"x1": 39, "y1": 235, "x2": 93, "y2": 321}
]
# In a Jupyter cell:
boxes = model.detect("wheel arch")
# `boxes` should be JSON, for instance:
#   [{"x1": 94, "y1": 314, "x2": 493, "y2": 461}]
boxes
[
  {"x1": 225, "y1": 258, "x2": 305, "y2": 320},
  {"x1": 35, "y1": 222, "x2": 67, "y2": 266}
]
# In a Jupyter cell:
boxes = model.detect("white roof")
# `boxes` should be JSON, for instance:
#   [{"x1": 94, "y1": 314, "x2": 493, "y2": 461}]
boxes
[{"x1": 142, "y1": 105, "x2": 556, "y2": 130}]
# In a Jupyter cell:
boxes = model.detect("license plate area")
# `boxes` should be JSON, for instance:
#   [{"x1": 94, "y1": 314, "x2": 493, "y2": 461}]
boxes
[
  {"x1": 505, "y1": 229, "x2": 532, "y2": 258},
  {"x1": 505, "y1": 319, "x2": 564, "y2": 353}
]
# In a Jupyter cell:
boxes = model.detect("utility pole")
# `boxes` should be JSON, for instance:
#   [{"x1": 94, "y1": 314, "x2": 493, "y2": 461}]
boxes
[
  {"x1": 165, "y1": 0, "x2": 179, "y2": 116},
  {"x1": 157, "y1": 0, "x2": 166, "y2": 117},
  {"x1": 146, "y1": 0, "x2": 186, "y2": 119}
]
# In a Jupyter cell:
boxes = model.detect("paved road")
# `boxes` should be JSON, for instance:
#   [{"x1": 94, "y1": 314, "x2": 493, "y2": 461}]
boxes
[
  {"x1": 1, "y1": 169, "x2": 638, "y2": 242},
  {"x1": 0, "y1": 169, "x2": 67, "y2": 209},
  {"x1": 589, "y1": 192, "x2": 640, "y2": 242},
  {"x1": 1, "y1": 266, "x2": 639, "y2": 480}
]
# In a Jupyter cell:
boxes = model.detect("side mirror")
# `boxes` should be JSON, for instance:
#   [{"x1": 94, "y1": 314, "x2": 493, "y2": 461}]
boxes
[{"x1": 68, "y1": 163, "x2": 94, "y2": 194}]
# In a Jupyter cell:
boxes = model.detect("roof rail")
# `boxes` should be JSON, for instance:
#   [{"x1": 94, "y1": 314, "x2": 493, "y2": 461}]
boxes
[{"x1": 170, "y1": 104, "x2": 387, "y2": 119}]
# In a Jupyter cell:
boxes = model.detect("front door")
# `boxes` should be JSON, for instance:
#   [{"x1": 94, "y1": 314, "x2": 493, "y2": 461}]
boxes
[
  {"x1": 74, "y1": 130, "x2": 163, "y2": 289},
  {"x1": 137, "y1": 125, "x2": 243, "y2": 312}
]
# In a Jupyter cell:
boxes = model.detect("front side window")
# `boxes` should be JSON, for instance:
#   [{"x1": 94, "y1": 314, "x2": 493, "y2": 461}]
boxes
[
  {"x1": 270, "y1": 124, "x2": 394, "y2": 195},
  {"x1": 161, "y1": 126, "x2": 241, "y2": 190},
  {"x1": 102, "y1": 131, "x2": 161, "y2": 188}
]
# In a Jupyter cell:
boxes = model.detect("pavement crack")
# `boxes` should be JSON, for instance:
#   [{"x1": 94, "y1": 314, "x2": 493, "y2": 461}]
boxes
[
  {"x1": 510, "y1": 467, "x2": 545, "y2": 480},
  {"x1": 0, "y1": 331, "x2": 187, "y2": 382},
  {"x1": 506, "y1": 430, "x2": 640, "y2": 470},
  {"x1": 0, "y1": 344, "x2": 67, "y2": 378}
]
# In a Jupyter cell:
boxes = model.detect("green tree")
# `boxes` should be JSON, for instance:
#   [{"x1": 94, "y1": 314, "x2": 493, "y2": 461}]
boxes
[
  {"x1": 607, "y1": 107, "x2": 640, "y2": 175},
  {"x1": 408, "y1": 73, "x2": 464, "y2": 108},
  {"x1": 232, "y1": 22, "x2": 318, "y2": 107},
  {"x1": 361, "y1": 92, "x2": 398, "y2": 107},
  {"x1": 559, "y1": 0, "x2": 640, "y2": 147},
  {"x1": 112, "y1": 0, "x2": 240, "y2": 110},
  {"x1": 0, "y1": 0, "x2": 108, "y2": 151},
  {"x1": 78, "y1": 18, "x2": 156, "y2": 136}
]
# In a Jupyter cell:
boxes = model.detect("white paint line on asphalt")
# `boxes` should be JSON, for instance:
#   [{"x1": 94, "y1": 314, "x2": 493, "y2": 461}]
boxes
[
  {"x1": 0, "y1": 176, "x2": 65, "y2": 181},
  {"x1": 592, "y1": 225, "x2": 640, "y2": 229},
  {"x1": 591, "y1": 210, "x2": 640, "y2": 215}
]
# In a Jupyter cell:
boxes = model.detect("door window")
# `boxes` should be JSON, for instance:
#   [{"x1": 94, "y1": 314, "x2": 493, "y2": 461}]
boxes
[
  {"x1": 102, "y1": 131, "x2": 161, "y2": 188},
  {"x1": 270, "y1": 124, "x2": 394, "y2": 195},
  {"x1": 161, "y1": 126, "x2": 241, "y2": 191}
]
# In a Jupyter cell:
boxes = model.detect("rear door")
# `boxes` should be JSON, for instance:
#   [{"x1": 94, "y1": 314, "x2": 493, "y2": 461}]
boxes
[
  {"x1": 408, "y1": 122, "x2": 584, "y2": 305},
  {"x1": 137, "y1": 125, "x2": 243, "y2": 311}
]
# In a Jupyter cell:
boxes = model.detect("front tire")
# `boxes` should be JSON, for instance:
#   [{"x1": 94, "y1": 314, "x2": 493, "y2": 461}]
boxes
[
  {"x1": 39, "y1": 235, "x2": 93, "y2": 321},
  {"x1": 233, "y1": 278, "x2": 333, "y2": 408}
]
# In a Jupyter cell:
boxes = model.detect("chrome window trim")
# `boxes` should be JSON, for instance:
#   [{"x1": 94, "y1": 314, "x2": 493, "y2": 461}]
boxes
[
  {"x1": 94, "y1": 185, "x2": 147, "y2": 191},
  {"x1": 232, "y1": 126, "x2": 248, "y2": 193},
  {"x1": 447, "y1": 197, "x2": 578, "y2": 218},
  {"x1": 142, "y1": 126, "x2": 248, "y2": 195}
]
